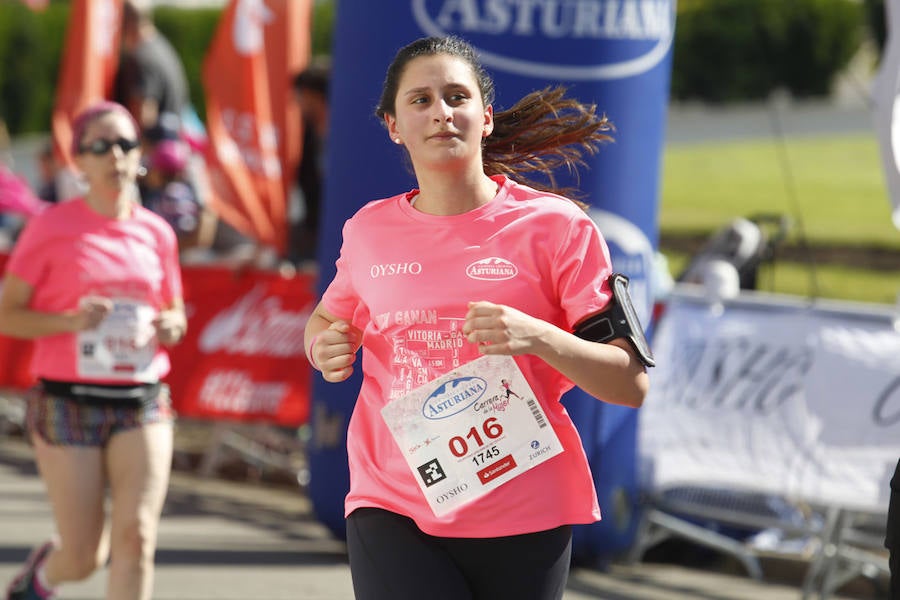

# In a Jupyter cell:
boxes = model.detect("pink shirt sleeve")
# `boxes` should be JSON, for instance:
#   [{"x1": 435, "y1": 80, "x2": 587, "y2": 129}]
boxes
[
  {"x1": 157, "y1": 218, "x2": 183, "y2": 305},
  {"x1": 552, "y1": 212, "x2": 614, "y2": 329},
  {"x1": 321, "y1": 219, "x2": 361, "y2": 322},
  {"x1": 6, "y1": 213, "x2": 49, "y2": 288}
]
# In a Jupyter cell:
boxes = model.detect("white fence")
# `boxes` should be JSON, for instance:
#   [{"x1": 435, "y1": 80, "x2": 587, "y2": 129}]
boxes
[{"x1": 634, "y1": 285, "x2": 898, "y2": 597}]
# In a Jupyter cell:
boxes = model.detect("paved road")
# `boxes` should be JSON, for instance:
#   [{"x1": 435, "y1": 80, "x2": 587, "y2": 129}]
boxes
[
  {"x1": 1, "y1": 430, "x2": 880, "y2": 600},
  {"x1": 664, "y1": 98, "x2": 874, "y2": 145}
]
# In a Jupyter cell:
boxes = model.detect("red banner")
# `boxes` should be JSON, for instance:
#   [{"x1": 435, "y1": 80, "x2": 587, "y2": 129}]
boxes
[
  {"x1": 165, "y1": 266, "x2": 316, "y2": 426},
  {"x1": 201, "y1": 0, "x2": 311, "y2": 254},
  {"x1": 0, "y1": 254, "x2": 36, "y2": 390},
  {"x1": 0, "y1": 258, "x2": 317, "y2": 428},
  {"x1": 51, "y1": 0, "x2": 123, "y2": 168}
]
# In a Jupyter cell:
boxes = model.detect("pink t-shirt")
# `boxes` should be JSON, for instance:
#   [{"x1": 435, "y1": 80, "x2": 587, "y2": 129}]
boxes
[
  {"x1": 322, "y1": 175, "x2": 614, "y2": 537},
  {"x1": 7, "y1": 198, "x2": 182, "y2": 384}
]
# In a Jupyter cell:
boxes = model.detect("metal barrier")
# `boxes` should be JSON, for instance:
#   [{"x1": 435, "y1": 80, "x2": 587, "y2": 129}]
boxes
[{"x1": 628, "y1": 487, "x2": 890, "y2": 598}]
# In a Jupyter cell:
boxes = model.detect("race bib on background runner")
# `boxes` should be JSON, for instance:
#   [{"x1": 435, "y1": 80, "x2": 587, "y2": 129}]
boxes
[
  {"x1": 381, "y1": 355, "x2": 563, "y2": 516},
  {"x1": 77, "y1": 297, "x2": 158, "y2": 381}
]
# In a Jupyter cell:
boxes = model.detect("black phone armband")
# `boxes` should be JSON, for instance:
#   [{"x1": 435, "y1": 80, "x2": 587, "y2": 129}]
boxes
[{"x1": 574, "y1": 273, "x2": 655, "y2": 368}]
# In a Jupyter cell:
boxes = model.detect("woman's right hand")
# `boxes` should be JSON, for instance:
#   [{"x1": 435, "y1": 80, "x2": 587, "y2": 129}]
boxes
[
  {"x1": 311, "y1": 320, "x2": 362, "y2": 383},
  {"x1": 71, "y1": 296, "x2": 113, "y2": 331},
  {"x1": 0, "y1": 276, "x2": 112, "y2": 340}
]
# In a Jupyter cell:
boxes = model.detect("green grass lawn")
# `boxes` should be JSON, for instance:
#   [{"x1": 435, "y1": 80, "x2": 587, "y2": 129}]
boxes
[{"x1": 658, "y1": 133, "x2": 900, "y2": 305}]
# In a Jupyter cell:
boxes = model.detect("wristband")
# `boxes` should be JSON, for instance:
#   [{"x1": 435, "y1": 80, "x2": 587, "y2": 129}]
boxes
[{"x1": 307, "y1": 333, "x2": 321, "y2": 370}]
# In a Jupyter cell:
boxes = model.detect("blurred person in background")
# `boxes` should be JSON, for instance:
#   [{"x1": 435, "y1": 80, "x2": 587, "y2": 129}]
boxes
[
  {"x1": 1, "y1": 101, "x2": 185, "y2": 600},
  {"x1": 287, "y1": 57, "x2": 331, "y2": 267},
  {"x1": 137, "y1": 115, "x2": 271, "y2": 269},
  {"x1": 34, "y1": 142, "x2": 60, "y2": 204},
  {"x1": 0, "y1": 120, "x2": 49, "y2": 248},
  {"x1": 35, "y1": 142, "x2": 88, "y2": 205},
  {"x1": 138, "y1": 113, "x2": 214, "y2": 254},
  {"x1": 114, "y1": 0, "x2": 189, "y2": 134},
  {"x1": 139, "y1": 135, "x2": 206, "y2": 252}
]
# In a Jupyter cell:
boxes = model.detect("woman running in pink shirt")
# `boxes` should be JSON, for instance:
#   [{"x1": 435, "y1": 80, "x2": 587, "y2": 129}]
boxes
[
  {"x1": 304, "y1": 36, "x2": 649, "y2": 600},
  {"x1": 2, "y1": 101, "x2": 186, "y2": 600}
]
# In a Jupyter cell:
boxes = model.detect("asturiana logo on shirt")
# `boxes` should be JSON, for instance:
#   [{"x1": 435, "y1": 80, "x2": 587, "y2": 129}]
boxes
[
  {"x1": 466, "y1": 257, "x2": 518, "y2": 281},
  {"x1": 423, "y1": 376, "x2": 487, "y2": 419}
]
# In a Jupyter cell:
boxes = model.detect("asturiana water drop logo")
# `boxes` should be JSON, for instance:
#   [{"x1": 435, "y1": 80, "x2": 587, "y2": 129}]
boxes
[
  {"x1": 411, "y1": 0, "x2": 676, "y2": 80},
  {"x1": 423, "y1": 376, "x2": 488, "y2": 419},
  {"x1": 466, "y1": 257, "x2": 518, "y2": 281}
]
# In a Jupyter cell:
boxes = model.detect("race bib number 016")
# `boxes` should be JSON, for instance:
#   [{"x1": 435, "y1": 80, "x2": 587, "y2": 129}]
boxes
[{"x1": 381, "y1": 355, "x2": 563, "y2": 517}]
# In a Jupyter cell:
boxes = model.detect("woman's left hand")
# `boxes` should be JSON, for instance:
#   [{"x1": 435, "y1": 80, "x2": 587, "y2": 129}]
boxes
[
  {"x1": 463, "y1": 301, "x2": 551, "y2": 356},
  {"x1": 154, "y1": 309, "x2": 187, "y2": 346}
]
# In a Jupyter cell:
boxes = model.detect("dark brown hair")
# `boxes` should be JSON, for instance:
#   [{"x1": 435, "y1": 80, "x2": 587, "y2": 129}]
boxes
[
  {"x1": 293, "y1": 56, "x2": 332, "y2": 98},
  {"x1": 375, "y1": 36, "x2": 613, "y2": 206},
  {"x1": 122, "y1": 0, "x2": 152, "y2": 30}
]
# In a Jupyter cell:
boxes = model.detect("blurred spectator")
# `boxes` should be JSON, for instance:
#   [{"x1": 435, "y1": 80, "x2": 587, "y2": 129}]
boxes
[
  {"x1": 35, "y1": 141, "x2": 61, "y2": 204},
  {"x1": 114, "y1": 0, "x2": 189, "y2": 133},
  {"x1": 0, "y1": 119, "x2": 49, "y2": 249},
  {"x1": 35, "y1": 142, "x2": 85, "y2": 204},
  {"x1": 139, "y1": 135, "x2": 204, "y2": 251},
  {"x1": 139, "y1": 113, "x2": 268, "y2": 267},
  {"x1": 0, "y1": 165, "x2": 48, "y2": 222},
  {"x1": 288, "y1": 57, "x2": 330, "y2": 266},
  {"x1": 141, "y1": 110, "x2": 181, "y2": 153}
]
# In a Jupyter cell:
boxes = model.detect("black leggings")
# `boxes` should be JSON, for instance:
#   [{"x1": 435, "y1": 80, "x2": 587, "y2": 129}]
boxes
[
  {"x1": 346, "y1": 507, "x2": 572, "y2": 600},
  {"x1": 888, "y1": 459, "x2": 900, "y2": 600}
]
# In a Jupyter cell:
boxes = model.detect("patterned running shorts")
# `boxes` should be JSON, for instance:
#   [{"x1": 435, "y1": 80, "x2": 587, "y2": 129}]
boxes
[{"x1": 26, "y1": 383, "x2": 174, "y2": 447}]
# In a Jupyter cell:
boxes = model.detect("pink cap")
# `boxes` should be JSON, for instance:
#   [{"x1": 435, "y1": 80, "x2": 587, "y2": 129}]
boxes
[
  {"x1": 150, "y1": 140, "x2": 189, "y2": 175},
  {"x1": 70, "y1": 101, "x2": 140, "y2": 156}
]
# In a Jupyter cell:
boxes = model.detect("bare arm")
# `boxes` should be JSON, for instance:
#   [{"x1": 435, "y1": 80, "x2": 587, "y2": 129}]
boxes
[
  {"x1": 304, "y1": 301, "x2": 363, "y2": 383},
  {"x1": 0, "y1": 274, "x2": 111, "y2": 339},
  {"x1": 463, "y1": 301, "x2": 648, "y2": 408}
]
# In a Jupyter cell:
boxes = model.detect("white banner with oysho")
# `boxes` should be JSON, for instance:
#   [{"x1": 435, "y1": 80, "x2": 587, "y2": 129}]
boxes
[{"x1": 639, "y1": 287, "x2": 900, "y2": 513}]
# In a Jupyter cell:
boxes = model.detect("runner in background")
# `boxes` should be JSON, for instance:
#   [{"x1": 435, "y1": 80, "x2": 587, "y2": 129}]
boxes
[
  {"x1": 1, "y1": 101, "x2": 185, "y2": 600},
  {"x1": 288, "y1": 57, "x2": 331, "y2": 268},
  {"x1": 303, "y1": 36, "x2": 649, "y2": 600}
]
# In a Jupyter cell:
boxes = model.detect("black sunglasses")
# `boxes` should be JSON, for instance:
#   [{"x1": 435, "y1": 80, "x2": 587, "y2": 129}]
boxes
[{"x1": 78, "y1": 137, "x2": 141, "y2": 156}]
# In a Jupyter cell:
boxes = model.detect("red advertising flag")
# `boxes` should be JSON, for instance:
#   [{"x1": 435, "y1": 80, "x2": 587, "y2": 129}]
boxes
[
  {"x1": 51, "y1": 0, "x2": 122, "y2": 168},
  {"x1": 268, "y1": 0, "x2": 308, "y2": 216},
  {"x1": 201, "y1": 0, "x2": 311, "y2": 254}
]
